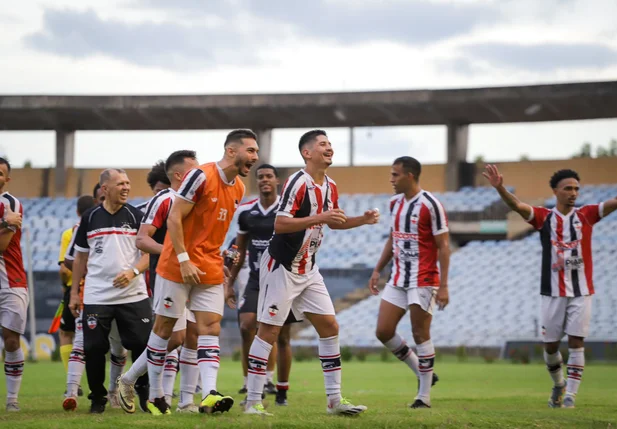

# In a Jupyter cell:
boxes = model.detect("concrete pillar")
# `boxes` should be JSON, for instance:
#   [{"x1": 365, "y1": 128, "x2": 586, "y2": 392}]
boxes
[
  {"x1": 55, "y1": 130, "x2": 75, "y2": 197},
  {"x1": 255, "y1": 129, "x2": 272, "y2": 165},
  {"x1": 446, "y1": 124, "x2": 469, "y2": 191}
]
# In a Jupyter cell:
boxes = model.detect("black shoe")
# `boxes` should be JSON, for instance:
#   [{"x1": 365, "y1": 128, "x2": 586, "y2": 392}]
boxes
[
  {"x1": 135, "y1": 384, "x2": 149, "y2": 413},
  {"x1": 275, "y1": 389, "x2": 288, "y2": 406},
  {"x1": 90, "y1": 396, "x2": 108, "y2": 414},
  {"x1": 410, "y1": 399, "x2": 431, "y2": 409},
  {"x1": 238, "y1": 386, "x2": 247, "y2": 394},
  {"x1": 264, "y1": 381, "x2": 277, "y2": 395}
]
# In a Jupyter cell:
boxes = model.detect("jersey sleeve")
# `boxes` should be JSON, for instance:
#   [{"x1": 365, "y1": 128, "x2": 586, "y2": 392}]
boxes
[
  {"x1": 237, "y1": 209, "x2": 250, "y2": 235},
  {"x1": 143, "y1": 197, "x2": 171, "y2": 229},
  {"x1": 58, "y1": 228, "x2": 73, "y2": 264},
  {"x1": 429, "y1": 199, "x2": 449, "y2": 236},
  {"x1": 176, "y1": 168, "x2": 206, "y2": 203},
  {"x1": 330, "y1": 181, "x2": 340, "y2": 210},
  {"x1": 526, "y1": 207, "x2": 551, "y2": 230},
  {"x1": 277, "y1": 176, "x2": 306, "y2": 218},
  {"x1": 578, "y1": 204, "x2": 603, "y2": 225},
  {"x1": 73, "y1": 215, "x2": 90, "y2": 253}
]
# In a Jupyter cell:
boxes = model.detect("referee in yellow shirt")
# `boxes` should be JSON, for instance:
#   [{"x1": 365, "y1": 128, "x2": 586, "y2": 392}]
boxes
[{"x1": 58, "y1": 196, "x2": 95, "y2": 379}]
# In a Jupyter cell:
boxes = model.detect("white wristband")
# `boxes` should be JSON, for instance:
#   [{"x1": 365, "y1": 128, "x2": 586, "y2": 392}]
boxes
[{"x1": 177, "y1": 252, "x2": 190, "y2": 263}]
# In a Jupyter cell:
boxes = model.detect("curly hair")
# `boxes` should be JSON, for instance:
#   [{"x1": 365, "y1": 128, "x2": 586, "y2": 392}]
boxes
[{"x1": 549, "y1": 169, "x2": 580, "y2": 189}]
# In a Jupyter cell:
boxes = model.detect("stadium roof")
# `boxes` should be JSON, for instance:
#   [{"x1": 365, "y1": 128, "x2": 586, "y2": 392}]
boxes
[{"x1": 1, "y1": 80, "x2": 617, "y2": 131}]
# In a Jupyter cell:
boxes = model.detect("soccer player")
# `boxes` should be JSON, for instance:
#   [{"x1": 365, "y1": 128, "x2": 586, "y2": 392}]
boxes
[
  {"x1": 369, "y1": 156, "x2": 449, "y2": 409},
  {"x1": 57, "y1": 195, "x2": 96, "y2": 394},
  {"x1": 120, "y1": 129, "x2": 259, "y2": 415},
  {"x1": 68, "y1": 169, "x2": 152, "y2": 414},
  {"x1": 225, "y1": 164, "x2": 298, "y2": 406},
  {"x1": 135, "y1": 160, "x2": 171, "y2": 213},
  {"x1": 0, "y1": 157, "x2": 28, "y2": 412},
  {"x1": 118, "y1": 150, "x2": 201, "y2": 413},
  {"x1": 244, "y1": 130, "x2": 379, "y2": 416},
  {"x1": 483, "y1": 165, "x2": 617, "y2": 408}
]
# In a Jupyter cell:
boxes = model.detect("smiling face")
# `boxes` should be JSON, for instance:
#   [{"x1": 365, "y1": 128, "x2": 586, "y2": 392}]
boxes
[
  {"x1": 102, "y1": 170, "x2": 131, "y2": 205},
  {"x1": 302, "y1": 134, "x2": 334, "y2": 168},
  {"x1": 231, "y1": 137, "x2": 260, "y2": 177},
  {"x1": 256, "y1": 167, "x2": 279, "y2": 196}
]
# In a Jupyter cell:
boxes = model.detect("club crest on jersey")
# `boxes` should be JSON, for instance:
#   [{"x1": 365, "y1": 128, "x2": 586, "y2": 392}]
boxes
[
  {"x1": 250, "y1": 210, "x2": 259, "y2": 215},
  {"x1": 268, "y1": 304, "x2": 279, "y2": 317},
  {"x1": 87, "y1": 315, "x2": 97, "y2": 330},
  {"x1": 120, "y1": 221, "x2": 132, "y2": 232},
  {"x1": 164, "y1": 297, "x2": 173, "y2": 309}
]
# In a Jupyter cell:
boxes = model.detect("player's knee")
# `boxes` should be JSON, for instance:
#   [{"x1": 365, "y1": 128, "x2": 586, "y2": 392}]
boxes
[
  {"x1": 200, "y1": 321, "x2": 221, "y2": 337},
  {"x1": 568, "y1": 336, "x2": 584, "y2": 349},
  {"x1": 277, "y1": 331, "x2": 291, "y2": 348},
  {"x1": 169, "y1": 331, "x2": 185, "y2": 350},
  {"x1": 544, "y1": 342, "x2": 560, "y2": 355},
  {"x1": 239, "y1": 319, "x2": 257, "y2": 337},
  {"x1": 375, "y1": 326, "x2": 394, "y2": 344},
  {"x1": 411, "y1": 326, "x2": 429, "y2": 344},
  {"x1": 3, "y1": 336, "x2": 20, "y2": 353},
  {"x1": 153, "y1": 316, "x2": 175, "y2": 339}
]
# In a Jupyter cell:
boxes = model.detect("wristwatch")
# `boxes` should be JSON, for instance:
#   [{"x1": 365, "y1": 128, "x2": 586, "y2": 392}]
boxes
[
  {"x1": 132, "y1": 267, "x2": 140, "y2": 276},
  {"x1": 0, "y1": 219, "x2": 8, "y2": 229}
]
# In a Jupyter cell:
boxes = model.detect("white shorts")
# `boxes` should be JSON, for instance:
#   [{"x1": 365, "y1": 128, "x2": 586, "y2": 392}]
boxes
[
  {"x1": 381, "y1": 285, "x2": 437, "y2": 314},
  {"x1": 154, "y1": 276, "x2": 224, "y2": 318},
  {"x1": 257, "y1": 252, "x2": 335, "y2": 327},
  {"x1": 153, "y1": 281, "x2": 192, "y2": 332},
  {"x1": 0, "y1": 288, "x2": 29, "y2": 334},
  {"x1": 541, "y1": 295, "x2": 592, "y2": 342}
]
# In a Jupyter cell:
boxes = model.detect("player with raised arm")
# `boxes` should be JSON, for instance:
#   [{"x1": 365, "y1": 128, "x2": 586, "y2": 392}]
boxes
[
  {"x1": 483, "y1": 164, "x2": 617, "y2": 408},
  {"x1": 225, "y1": 164, "x2": 299, "y2": 406},
  {"x1": 119, "y1": 129, "x2": 259, "y2": 416},
  {"x1": 0, "y1": 157, "x2": 27, "y2": 412},
  {"x1": 243, "y1": 130, "x2": 379, "y2": 416},
  {"x1": 117, "y1": 150, "x2": 201, "y2": 413},
  {"x1": 370, "y1": 156, "x2": 449, "y2": 409}
]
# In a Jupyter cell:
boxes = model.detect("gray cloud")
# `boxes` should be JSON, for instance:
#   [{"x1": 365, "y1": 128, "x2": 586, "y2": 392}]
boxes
[
  {"x1": 23, "y1": 8, "x2": 264, "y2": 70},
  {"x1": 462, "y1": 42, "x2": 617, "y2": 71}
]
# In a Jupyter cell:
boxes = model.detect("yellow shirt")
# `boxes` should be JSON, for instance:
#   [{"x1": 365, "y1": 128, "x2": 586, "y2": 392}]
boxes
[{"x1": 59, "y1": 227, "x2": 73, "y2": 287}]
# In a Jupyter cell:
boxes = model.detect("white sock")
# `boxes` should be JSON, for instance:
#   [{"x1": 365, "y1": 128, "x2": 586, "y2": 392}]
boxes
[
  {"x1": 384, "y1": 334, "x2": 420, "y2": 377},
  {"x1": 163, "y1": 349, "x2": 179, "y2": 405},
  {"x1": 197, "y1": 335, "x2": 220, "y2": 399},
  {"x1": 123, "y1": 349, "x2": 148, "y2": 385},
  {"x1": 416, "y1": 340, "x2": 435, "y2": 404},
  {"x1": 319, "y1": 336, "x2": 342, "y2": 407},
  {"x1": 4, "y1": 349, "x2": 24, "y2": 403},
  {"x1": 66, "y1": 346, "x2": 85, "y2": 397},
  {"x1": 266, "y1": 370, "x2": 274, "y2": 384},
  {"x1": 566, "y1": 348, "x2": 585, "y2": 398},
  {"x1": 246, "y1": 336, "x2": 272, "y2": 404},
  {"x1": 243, "y1": 375, "x2": 247, "y2": 388},
  {"x1": 179, "y1": 348, "x2": 198, "y2": 407},
  {"x1": 147, "y1": 332, "x2": 169, "y2": 401},
  {"x1": 544, "y1": 351, "x2": 565, "y2": 387},
  {"x1": 108, "y1": 352, "x2": 127, "y2": 392}
]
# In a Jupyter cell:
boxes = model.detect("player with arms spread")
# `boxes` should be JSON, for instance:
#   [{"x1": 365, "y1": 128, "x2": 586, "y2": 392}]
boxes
[
  {"x1": 370, "y1": 156, "x2": 449, "y2": 409},
  {"x1": 483, "y1": 165, "x2": 617, "y2": 408},
  {"x1": 243, "y1": 130, "x2": 379, "y2": 416}
]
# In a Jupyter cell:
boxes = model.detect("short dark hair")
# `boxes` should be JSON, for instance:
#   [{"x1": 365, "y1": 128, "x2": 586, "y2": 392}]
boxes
[
  {"x1": 299, "y1": 129, "x2": 327, "y2": 153},
  {"x1": 147, "y1": 161, "x2": 171, "y2": 190},
  {"x1": 165, "y1": 150, "x2": 197, "y2": 173},
  {"x1": 224, "y1": 129, "x2": 257, "y2": 147},
  {"x1": 99, "y1": 168, "x2": 127, "y2": 186},
  {"x1": 549, "y1": 169, "x2": 580, "y2": 189},
  {"x1": 0, "y1": 157, "x2": 11, "y2": 174},
  {"x1": 256, "y1": 163, "x2": 278, "y2": 177},
  {"x1": 393, "y1": 156, "x2": 422, "y2": 180},
  {"x1": 92, "y1": 183, "x2": 101, "y2": 199},
  {"x1": 76, "y1": 195, "x2": 96, "y2": 216}
]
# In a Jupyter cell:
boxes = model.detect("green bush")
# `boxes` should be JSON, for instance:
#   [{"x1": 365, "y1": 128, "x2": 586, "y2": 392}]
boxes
[
  {"x1": 231, "y1": 348, "x2": 241, "y2": 362},
  {"x1": 456, "y1": 346, "x2": 467, "y2": 362},
  {"x1": 380, "y1": 348, "x2": 390, "y2": 362},
  {"x1": 294, "y1": 347, "x2": 313, "y2": 362},
  {"x1": 340, "y1": 346, "x2": 353, "y2": 362},
  {"x1": 356, "y1": 350, "x2": 367, "y2": 362}
]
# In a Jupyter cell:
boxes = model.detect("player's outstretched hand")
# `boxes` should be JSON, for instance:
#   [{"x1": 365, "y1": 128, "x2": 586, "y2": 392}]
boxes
[
  {"x1": 320, "y1": 208, "x2": 347, "y2": 226},
  {"x1": 435, "y1": 287, "x2": 449, "y2": 310},
  {"x1": 482, "y1": 164, "x2": 503, "y2": 188},
  {"x1": 363, "y1": 208, "x2": 380, "y2": 225},
  {"x1": 4, "y1": 208, "x2": 22, "y2": 229},
  {"x1": 113, "y1": 270, "x2": 135, "y2": 288},
  {"x1": 180, "y1": 261, "x2": 205, "y2": 285},
  {"x1": 368, "y1": 270, "x2": 381, "y2": 295},
  {"x1": 69, "y1": 292, "x2": 80, "y2": 317}
]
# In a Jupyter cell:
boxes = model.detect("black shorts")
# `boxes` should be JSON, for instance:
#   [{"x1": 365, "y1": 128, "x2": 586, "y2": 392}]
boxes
[
  {"x1": 238, "y1": 278, "x2": 301, "y2": 325},
  {"x1": 60, "y1": 286, "x2": 76, "y2": 332},
  {"x1": 83, "y1": 298, "x2": 153, "y2": 353}
]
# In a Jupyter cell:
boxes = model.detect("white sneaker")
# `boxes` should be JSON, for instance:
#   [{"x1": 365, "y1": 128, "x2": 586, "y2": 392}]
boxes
[
  {"x1": 176, "y1": 403, "x2": 199, "y2": 413},
  {"x1": 327, "y1": 398, "x2": 367, "y2": 416},
  {"x1": 116, "y1": 375, "x2": 136, "y2": 414},
  {"x1": 6, "y1": 402, "x2": 20, "y2": 412},
  {"x1": 244, "y1": 403, "x2": 273, "y2": 416},
  {"x1": 108, "y1": 391, "x2": 121, "y2": 409},
  {"x1": 563, "y1": 395, "x2": 575, "y2": 408}
]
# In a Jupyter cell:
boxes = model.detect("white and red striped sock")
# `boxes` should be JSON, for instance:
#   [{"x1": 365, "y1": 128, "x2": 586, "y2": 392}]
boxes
[
  {"x1": 384, "y1": 334, "x2": 420, "y2": 377},
  {"x1": 146, "y1": 333, "x2": 169, "y2": 401},
  {"x1": 416, "y1": 340, "x2": 435, "y2": 404},
  {"x1": 178, "y1": 348, "x2": 198, "y2": 407},
  {"x1": 246, "y1": 336, "x2": 271, "y2": 405},
  {"x1": 4, "y1": 349, "x2": 24, "y2": 403},
  {"x1": 66, "y1": 347, "x2": 85, "y2": 397},
  {"x1": 319, "y1": 336, "x2": 342, "y2": 407},
  {"x1": 197, "y1": 335, "x2": 220, "y2": 398},
  {"x1": 566, "y1": 348, "x2": 585, "y2": 398}
]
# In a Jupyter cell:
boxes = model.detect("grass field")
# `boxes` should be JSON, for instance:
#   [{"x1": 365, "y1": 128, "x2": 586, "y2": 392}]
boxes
[{"x1": 1, "y1": 357, "x2": 616, "y2": 428}]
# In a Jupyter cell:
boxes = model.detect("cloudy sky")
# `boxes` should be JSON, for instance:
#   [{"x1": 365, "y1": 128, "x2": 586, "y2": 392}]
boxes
[{"x1": 1, "y1": 0, "x2": 617, "y2": 168}]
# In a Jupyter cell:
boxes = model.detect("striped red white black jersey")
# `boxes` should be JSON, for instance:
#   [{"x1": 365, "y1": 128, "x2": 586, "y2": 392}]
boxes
[
  {"x1": 141, "y1": 188, "x2": 174, "y2": 286},
  {"x1": 386, "y1": 191, "x2": 448, "y2": 288},
  {"x1": 73, "y1": 204, "x2": 148, "y2": 305},
  {"x1": 267, "y1": 170, "x2": 339, "y2": 274},
  {"x1": 527, "y1": 204, "x2": 604, "y2": 297},
  {"x1": 0, "y1": 192, "x2": 27, "y2": 289}
]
